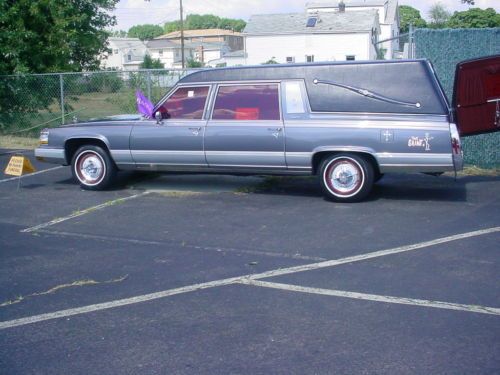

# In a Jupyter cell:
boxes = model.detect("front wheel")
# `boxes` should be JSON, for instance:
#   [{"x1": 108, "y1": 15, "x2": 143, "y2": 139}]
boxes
[
  {"x1": 319, "y1": 154, "x2": 374, "y2": 202},
  {"x1": 71, "y1": 145, "x2": 117, "y2": 190}
]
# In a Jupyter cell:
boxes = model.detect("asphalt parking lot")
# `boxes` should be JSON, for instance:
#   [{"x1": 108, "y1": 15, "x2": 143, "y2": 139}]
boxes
[{"x1": 0, "y1": 149, "x2": 499, "y2": 375}]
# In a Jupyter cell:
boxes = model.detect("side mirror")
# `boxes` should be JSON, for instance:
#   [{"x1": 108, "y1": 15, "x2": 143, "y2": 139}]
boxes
[{"x1": 155, "y1": 111, "x2": 163, "y2": 124}]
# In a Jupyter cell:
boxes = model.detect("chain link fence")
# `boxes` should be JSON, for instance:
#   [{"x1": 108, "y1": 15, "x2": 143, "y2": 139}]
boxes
[
  {"x1": 1, "y1": 34, "x2": 499, "y2": 169},
  {"x1": 0, "y1": 69, "x2": 199, "y2": 136},
  {"x1": 414, "y1": 28, "x2": 500, "y2": 169}
]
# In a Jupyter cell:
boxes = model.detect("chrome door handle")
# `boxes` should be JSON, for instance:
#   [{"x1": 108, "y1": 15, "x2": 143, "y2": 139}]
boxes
[
  {"x1": 189, "y1": 127, "x2": 202, "y2": 135},
  {"x1": 268, "y1": 127, "x2": 282, "y2": 139}
]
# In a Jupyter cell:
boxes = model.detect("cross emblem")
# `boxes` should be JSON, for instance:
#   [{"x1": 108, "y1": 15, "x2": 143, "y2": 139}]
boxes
[{"x1": 381, "y1": 129, "x2": 393, "y2": 143}]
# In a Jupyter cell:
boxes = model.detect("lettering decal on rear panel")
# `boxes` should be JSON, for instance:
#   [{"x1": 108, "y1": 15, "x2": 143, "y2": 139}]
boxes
[{"x1": 408, "y1": 133, "x2": 434, "y2": 151}]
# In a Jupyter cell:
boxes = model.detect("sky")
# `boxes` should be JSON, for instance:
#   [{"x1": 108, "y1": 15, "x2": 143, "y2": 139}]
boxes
[{"x1": 112, "y1": 0, "x2": 500, "y2": 31}]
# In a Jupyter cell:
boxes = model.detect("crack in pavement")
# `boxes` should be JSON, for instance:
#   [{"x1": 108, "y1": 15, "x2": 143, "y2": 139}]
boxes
[
  {"x1": 0, "y1": 275, "x2": 128, "y2": 307},
  {"x1": 35, "y1": 229, "x2": 327, "y2": 261}
]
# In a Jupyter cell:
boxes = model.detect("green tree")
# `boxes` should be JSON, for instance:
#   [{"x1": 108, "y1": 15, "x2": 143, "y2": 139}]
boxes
[
  {"x1": 163, "y1": 14, "x2": 246, "y2": 33},
  {"x1": 164, "y1": 20, "x2": 181, "y2": 33},
  {"x1": 447, "y1": 8, "x2": 500, "y2": 28},
  {"x1": 186, "y1": 59, "x2": 203, "y2": 68},
  {"x1": 428, "y1": 3, "x2": 451, "y2": 28},
  {"x1": 399, "y1": 5, "x2": 427, "y2": 33},
  {"x1": 262, "y1": 57, "x2": 278, "y2": 65},
  {"x1": 185, "y1": 14, "x2": 220, "y2": 29},
  {"x1": 128, "y1": 24, "x2": 164, "y2": 41},
  {"x1": 140, "y1": 55, "x2": 164, "y2": 69},
  {"x1": 376, "y1": 47, "x2": 387, "y2": 60},
  {"x1": 218, "y1": 18, "x2": 247, "y2": 32},
  {"x1": 109, "y1": 30, "x2": 128, "y2": 38},
  {"x1": 0, "y1": 0, "x2": 118, "y2": 75}
]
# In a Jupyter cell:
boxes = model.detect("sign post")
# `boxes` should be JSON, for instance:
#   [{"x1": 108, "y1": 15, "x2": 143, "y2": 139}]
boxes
[{"x1": 4, "y1": 155, "x2": 36, "y2": 190}]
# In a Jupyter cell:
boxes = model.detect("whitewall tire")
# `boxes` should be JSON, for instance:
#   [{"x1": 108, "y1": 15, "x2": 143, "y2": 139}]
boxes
[
  {"x1": 71, "y1": 145, "x2": 116, "y2": 190},
  {"x1": 319, "y1": 154, "x2": 374, "y2": 202}
]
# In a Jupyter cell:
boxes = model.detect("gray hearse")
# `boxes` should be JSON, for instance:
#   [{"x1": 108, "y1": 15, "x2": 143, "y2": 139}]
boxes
[{"x1": 35, "y1": 57, "x2": 500, "y2": 202}]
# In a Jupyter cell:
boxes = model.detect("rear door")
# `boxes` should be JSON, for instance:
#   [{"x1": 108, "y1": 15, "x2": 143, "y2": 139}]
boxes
[
  {"x1": 453, "y1": 55, "x2": 500, "y2": 136},
  {"x1": 204, "y1": 83, "x2": 286, "y2": 169}
]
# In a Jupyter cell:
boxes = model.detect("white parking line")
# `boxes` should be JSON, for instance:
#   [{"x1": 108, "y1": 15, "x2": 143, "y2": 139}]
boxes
[
  {"x1": 242, "y1": 226, "x2": 500, "y2": 281},
  {"x1": 20, "y1": 191, "x2": 151, "y2": 233},
  {"x1": 0, "y1": 166, "x2": 64, "y2": 183},
  {"x1": 0, "y1": 275, "x2": 244, "y2": 330},
  {"x1": 0, "y1": 149, "x2": 26, "y2": 155},
  {"x1": 242, "y1": 280, "x2": 500, "y2": 316},
  {"x1": 1, "y1": 226, "x2": 498, "y2": 330}
]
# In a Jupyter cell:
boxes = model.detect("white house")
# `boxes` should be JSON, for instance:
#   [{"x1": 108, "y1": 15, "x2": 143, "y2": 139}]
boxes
[
  {"x1": 101, "y1": 37, "x2": 147, "y2": 70},
  {"x1": 306, "y1": 0, "x2": 399, "y2": 59},
  {"x1": 206, "y1": 50, "x2": 247, "y2": 67},
  {"x1": 243, "y1": 8, "x2": 381, "y2": 65},
  {"x1": 145, "y1": 39, "x2": 195, "y2": 68},
  {"x1": 189, "y1": 42, "x2": 231, "y2": 65}
]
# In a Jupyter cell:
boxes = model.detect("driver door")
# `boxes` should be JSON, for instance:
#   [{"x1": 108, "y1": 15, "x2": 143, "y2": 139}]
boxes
[{"x1": 130, "y1": 85, "x2": 211, "y2": 169}]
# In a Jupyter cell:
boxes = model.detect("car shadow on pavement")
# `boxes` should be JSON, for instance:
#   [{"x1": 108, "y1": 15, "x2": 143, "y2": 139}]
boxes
[
  {"x1": 246, "y1": 174, "x2": 498, "y2": 203},
  {"x1": 46, "y1": 172, "x2": 496, "y2": 203},
  {"x1": 368, "y1": 174, "x2": 500, "y2": 202}
]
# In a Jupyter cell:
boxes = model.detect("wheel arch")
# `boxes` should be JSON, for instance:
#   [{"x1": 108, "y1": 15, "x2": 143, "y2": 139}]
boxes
[
  {"x1": 65, "y1": 137, "x2": 112, "y2": 166},
  {"x1": 311, "y1": 147, "x2": 380, "y2": 176}
]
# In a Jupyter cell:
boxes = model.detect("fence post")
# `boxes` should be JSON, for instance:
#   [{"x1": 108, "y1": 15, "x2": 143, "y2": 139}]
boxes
[
  {"x1": 59, "y1": 74, "x2": 65, "y2": 125},
  {"x1": 409, "y1": 24, "x2": 414, "y2": 59},
  {"x1": 146, "y1": 70, "x2": 152, "y2": 100}
]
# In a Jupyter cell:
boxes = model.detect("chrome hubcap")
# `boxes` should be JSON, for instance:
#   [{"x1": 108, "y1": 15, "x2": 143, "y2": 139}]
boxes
[
  {"x1": 80, "y1": 156, "x2": 103, "y2": 182},
  {"x1": 76, "y1": 152, "x2": 106, "y2": 185},
  {"x1": 327, "y1": 161, "x2": 362, "y2": 195}
]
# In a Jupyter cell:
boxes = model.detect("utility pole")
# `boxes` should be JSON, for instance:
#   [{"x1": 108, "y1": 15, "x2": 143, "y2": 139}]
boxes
[{"x1": 180, "y1": 0, "x2": 185, "y2": 69}]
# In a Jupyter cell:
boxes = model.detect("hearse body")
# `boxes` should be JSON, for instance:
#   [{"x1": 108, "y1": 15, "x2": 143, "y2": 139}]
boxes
[{"x1": 35, "y1": 57, "x2": 500, "y2": 202}]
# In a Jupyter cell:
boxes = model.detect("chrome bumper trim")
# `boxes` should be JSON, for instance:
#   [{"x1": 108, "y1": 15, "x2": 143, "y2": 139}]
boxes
[{"x1": 34, "y1": 147, "x2": 66, "y2": 164}]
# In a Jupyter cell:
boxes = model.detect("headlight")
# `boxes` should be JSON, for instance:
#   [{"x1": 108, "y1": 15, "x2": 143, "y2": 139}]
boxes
[{"x1": 39, "y1": 128, "x2": 49, "y2": 145}]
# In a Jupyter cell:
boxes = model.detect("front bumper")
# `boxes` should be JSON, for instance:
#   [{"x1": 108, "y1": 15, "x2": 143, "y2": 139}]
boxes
[{"x1": 35, "y1": 147, "x2": 67, "y2": 165}]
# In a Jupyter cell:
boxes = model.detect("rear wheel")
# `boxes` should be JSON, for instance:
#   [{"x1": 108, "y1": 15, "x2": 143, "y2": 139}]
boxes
[
  {"x1": 319, "y1": 153, "x2": 374, "y2": 202},
  {"x1": 71, "y1": 145, "x2": 116, "y2": 190},
  {"x1": 374, "y1": 171, "x2": 384, "y2": 183}
]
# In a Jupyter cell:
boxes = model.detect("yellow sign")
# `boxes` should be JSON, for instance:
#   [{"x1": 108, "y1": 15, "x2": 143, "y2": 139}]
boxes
[{"x1": 4, "y1": 155, "x2": 36, "y2": 176}]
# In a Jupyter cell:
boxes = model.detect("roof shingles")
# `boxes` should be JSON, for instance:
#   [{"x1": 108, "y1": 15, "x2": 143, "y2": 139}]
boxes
[{"x1": 243, "y1": 10, "x2": 379, "y2": 34}]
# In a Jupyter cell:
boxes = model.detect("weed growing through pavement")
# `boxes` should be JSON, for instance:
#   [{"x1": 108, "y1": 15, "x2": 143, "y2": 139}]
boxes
[{"x1": 0, "y1": 275, "x2": 128, "y2": 307}]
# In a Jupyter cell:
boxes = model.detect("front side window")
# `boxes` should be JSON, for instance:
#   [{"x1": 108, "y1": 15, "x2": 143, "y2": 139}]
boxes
[
  {"x1": 212, "y1": 84, "x2": 280, "y2": 121},
  {"x1": 157, "y1": 86, "x2": 209, "y2": 120}
]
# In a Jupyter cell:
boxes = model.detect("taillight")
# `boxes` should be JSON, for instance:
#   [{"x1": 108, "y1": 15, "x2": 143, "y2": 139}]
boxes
[{"x1": 449, "y1": 123, "x2": 462, "y2": 155}]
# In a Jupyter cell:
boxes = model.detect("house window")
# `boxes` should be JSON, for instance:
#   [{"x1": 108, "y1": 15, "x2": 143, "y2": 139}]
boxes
[
  {"x1": 156, "y1": 86, "x2": 210, "y2": 120},
  {"x1": 159, "y1": 49, "x2": 163, "y2": 56},
  {"x1": 113, "y1": 49, "x2": 119, "y2": 54},
  {"x1": 212, "y1": 84, "x2": 280, "y2": 121},
  {"x1": 286, "y1": 56, "x2": 295, "y2": 63},
  {"x1": 127, "y1": 54, "x2": 132, "y2": 61},
  {"x1": 346, "y1": 55, "x2": 355, "y2": 61},
  {"x1": 306, "y1": 17, "x2": 317, "y2": 27},
  {"x1": 306, "y1": 55, "x2": 314, "y2": 63}
]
